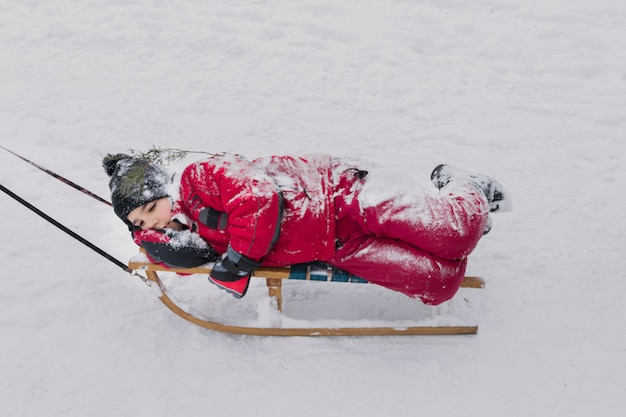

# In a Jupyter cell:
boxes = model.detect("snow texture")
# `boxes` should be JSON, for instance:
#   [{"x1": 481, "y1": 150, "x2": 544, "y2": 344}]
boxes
[{"x1": 1, "y1": 1, "x2": 625, "y2": 416}]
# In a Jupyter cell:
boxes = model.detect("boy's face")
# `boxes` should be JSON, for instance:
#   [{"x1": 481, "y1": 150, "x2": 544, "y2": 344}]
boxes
[{"x1": 127, "y1": 197, "x2": 172, "y2": 230}]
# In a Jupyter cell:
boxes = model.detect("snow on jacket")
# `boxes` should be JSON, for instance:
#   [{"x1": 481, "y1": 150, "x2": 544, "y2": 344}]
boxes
[{"x1": 176, "y1": 153, "x2": 339, "y2": 266}]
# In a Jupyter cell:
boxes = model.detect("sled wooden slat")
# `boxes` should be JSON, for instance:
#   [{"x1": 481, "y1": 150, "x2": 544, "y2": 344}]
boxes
[
  {"x1": 129, "y1": 258, "x2": 483, "y2": 336},
  {"x1": 128, "y1": 260, "x2": 484, "y2": 314},
  {"x1": 127, "y1": 260, "x2": 486, "y2": 289}
]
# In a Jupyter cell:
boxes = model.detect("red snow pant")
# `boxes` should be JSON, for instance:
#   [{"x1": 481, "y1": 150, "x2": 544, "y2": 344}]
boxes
[{"x1": 331, "y1": 171, "x2": 490, "y2": 305}]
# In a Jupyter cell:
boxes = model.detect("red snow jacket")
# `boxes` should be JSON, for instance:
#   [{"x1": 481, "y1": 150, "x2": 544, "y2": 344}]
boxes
[{"x1": 176, "y1": 153, "x2": 338, "y2": 266}]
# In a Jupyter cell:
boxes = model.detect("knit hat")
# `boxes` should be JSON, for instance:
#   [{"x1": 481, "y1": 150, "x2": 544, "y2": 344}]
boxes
[{"x1": 102, "y1": 153, "x2": 173, "y2": 227}]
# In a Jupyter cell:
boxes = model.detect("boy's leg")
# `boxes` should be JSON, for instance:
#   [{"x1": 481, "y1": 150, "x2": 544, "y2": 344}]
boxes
[
  {"x1": 358, "y1": 184, "x2": 490, "y2": 260},
  {"x1": 332, "y1": 234, "x2": 467, "y2": 306}
]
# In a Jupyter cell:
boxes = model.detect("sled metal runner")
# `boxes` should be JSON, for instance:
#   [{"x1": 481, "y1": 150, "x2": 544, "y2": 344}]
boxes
[{"x1": 129, "y1": 258, "x2": 485, "y2": 337}]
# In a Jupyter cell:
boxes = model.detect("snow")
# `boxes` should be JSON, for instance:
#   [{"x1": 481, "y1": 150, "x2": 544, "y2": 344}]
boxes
[{"x1": 1, "y1": 1, "x2": 625, "y2": 416}]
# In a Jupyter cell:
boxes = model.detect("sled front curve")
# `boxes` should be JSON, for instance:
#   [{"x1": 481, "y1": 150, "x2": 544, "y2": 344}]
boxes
[{"x1": 129, "y1": 260, "x2": 484, "y2": 336}]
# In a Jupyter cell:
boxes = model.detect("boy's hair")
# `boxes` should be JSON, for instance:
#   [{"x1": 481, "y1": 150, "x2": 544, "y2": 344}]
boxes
[{"x1": 103, "y1": 153, "x2": 173, "y2": 229}]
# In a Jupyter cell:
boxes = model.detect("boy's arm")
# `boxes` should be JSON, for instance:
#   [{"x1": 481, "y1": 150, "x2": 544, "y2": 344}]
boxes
[{"x1": 180, "y1": 154, "x2": 283, "y2": 261}]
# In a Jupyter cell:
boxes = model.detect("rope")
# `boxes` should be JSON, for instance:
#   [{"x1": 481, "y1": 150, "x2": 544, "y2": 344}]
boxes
[
  {"x1": 0, "y1": 182, "x2": 131, "y2": 273},
  {"x1": 0, "y1": 145, "x2": 112, "y2": 206}
]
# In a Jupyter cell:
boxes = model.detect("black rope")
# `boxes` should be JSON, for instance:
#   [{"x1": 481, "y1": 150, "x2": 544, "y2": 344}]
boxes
[
  {"x1": 0, "y1": 145, "x2": 112, "y2": 206},
  {"x1": 0, "y1": 183, "x2": 131, "y2": 273}
]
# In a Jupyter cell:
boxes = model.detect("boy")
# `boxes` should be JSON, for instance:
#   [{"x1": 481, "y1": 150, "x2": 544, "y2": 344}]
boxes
[{"x1": 104, "y1": 152, "x2": 511, "y2": 304}]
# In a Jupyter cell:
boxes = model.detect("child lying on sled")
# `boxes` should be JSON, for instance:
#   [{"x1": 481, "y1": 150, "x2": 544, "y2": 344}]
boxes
[{"x1": 103, "y1": 152, "x2": 511, "y2": 305}]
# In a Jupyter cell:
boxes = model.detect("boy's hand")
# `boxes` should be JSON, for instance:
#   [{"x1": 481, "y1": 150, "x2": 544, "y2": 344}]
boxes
[
  {"x1": 210, "y1": 256, "x2": 251, "y2": 281},
  {"x1": 209, "y1": 249, "x2": 262, "y2": 298}
]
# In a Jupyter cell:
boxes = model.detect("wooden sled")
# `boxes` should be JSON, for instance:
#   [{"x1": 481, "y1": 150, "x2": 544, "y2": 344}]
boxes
[{"x1": 128, "y1": 258, "x2": 485, "y2": 337}]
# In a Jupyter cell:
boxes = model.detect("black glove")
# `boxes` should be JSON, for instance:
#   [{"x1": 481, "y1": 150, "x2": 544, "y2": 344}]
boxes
[
  {"x1": 210, "y1": 248, "x2": 262, "y2": 282},
  {"x1": 134, "y1": 228, "x2": 219, "y2": 268},
  {"x1": 209, "y1": 248, "x2": 262, "y2": 298}
]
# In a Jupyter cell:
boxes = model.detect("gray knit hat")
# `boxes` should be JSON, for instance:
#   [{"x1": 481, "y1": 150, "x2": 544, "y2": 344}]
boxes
[{"x1": 102, "y1": 153, "x2": 173, "y2": 227}]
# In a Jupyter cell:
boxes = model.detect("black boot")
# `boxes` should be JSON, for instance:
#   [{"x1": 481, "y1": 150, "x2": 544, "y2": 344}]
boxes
[{"x1": 431, "y1": 164, "x2": 512, "y2": 213}]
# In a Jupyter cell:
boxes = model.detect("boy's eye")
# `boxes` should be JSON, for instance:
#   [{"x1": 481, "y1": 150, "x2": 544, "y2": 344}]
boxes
[{"x1": 148, "y1": 203, "x2": 156, "y2": 212}]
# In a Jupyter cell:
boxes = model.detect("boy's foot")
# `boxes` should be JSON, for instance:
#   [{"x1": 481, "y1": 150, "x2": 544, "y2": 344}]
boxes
[
  {"x1": 483, "y1": 216, "x2": 493, "y2": 235},
  {"x1": 431, "y1": 164, "x2": 512, "y2": 213}
]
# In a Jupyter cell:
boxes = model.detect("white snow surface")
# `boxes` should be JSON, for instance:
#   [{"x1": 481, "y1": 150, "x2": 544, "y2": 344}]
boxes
[{"x1": 1, "y1": 1, "x2": 625, "y2": 416}]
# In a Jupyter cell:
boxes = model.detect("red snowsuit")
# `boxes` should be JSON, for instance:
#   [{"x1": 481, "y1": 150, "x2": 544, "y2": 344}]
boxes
[{"x1": 144, "y1": 153, "x2": 489, "y2": 305}]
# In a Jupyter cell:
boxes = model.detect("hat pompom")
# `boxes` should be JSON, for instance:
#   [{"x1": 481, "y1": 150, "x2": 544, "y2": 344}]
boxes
[{"x1": 103, "y1": 153, "x2": 131, "y2": 177}]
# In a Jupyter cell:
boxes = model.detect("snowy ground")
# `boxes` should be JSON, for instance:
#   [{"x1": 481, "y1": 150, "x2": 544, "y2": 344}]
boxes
[{"x1": 1, "y1": 1, "x2": 625, "y2": 416}]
